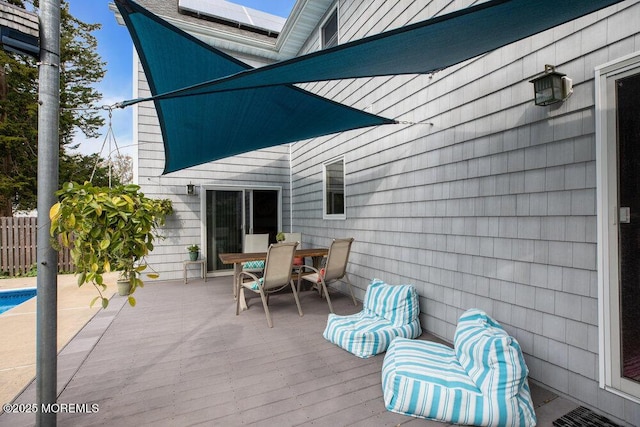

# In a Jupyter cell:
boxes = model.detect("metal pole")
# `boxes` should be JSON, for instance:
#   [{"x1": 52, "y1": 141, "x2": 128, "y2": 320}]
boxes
[{"x1": 36, "y1": 0, "x2": 60, "y2": 425}]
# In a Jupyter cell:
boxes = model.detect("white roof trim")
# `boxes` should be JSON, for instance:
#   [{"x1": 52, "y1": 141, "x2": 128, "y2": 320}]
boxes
[{"x1": 276, "y1": 0, "x2": 335, "y2": 58}]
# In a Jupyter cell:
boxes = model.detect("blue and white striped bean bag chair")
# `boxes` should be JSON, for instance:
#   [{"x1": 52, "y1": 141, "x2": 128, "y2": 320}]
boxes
[
  {"x1": 322, "y1": 278, "x2": 422, "y2": 358},
  {"x1": 381, "y1": 308, "x2": 537, "y2": 426}
]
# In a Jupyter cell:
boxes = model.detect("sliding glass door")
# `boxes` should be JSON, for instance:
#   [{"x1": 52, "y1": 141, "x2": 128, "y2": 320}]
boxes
[
  {"x1": 206, "y1": 190, "x2": 243, "y2": 272},
  {"x1": 249, "y1": 190, "x2": 279, "y2": 241},
  {"x1": 205, "y1": 187, "x2": 280, "y2": 273},
  {"x1": 613, "y1": 71, "x2": 640, "y2": 392},
  {"x1": 598, "y1": 58, "x2": 640, "y2": 400}
]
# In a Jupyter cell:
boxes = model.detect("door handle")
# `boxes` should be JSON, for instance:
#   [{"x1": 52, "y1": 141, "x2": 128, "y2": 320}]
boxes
[{"x1": 620, "y1": 207, "x2": 631, "y2": 224}]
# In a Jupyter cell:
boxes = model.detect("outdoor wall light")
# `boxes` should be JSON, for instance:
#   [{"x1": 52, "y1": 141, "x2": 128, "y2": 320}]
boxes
[
  {"x1": 529, "y1": 64, "x2": 573, "y2": 106},
  {"x1": 186, "y1": 182, "x2": 195, "y2": 195}
]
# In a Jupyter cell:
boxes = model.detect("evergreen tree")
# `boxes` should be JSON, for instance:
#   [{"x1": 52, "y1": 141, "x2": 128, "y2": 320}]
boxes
[
  {"x1": 0, "y1": 0, "x2": 113, "y2": 216},
  {"x1": 108, "y1": 153, "x2": 134, "y2": 185}
]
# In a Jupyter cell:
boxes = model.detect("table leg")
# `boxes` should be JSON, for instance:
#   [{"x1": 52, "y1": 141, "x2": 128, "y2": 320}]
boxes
[
  {"x1": 239, "y1": 288, "x2": 247, "y2": 311},
  {"x1": 233, "y1": 263, "x2": 240, "y2": 298},
  {"x1": 232, "y1": 263, "x2": 248, "y2": 311}
]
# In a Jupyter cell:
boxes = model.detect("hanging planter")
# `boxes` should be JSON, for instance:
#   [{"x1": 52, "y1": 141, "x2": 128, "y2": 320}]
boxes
[
  {"x1": 50, "y1": 182, "x2": 173, "y2": 308},
  {"x1": 117, "y1": 278, "x2": 132, "y2": 296}
]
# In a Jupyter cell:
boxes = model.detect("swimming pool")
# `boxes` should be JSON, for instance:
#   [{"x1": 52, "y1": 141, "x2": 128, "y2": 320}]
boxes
[{"x1": 0, "y1": 288, "x2": 37, "y2": 315}]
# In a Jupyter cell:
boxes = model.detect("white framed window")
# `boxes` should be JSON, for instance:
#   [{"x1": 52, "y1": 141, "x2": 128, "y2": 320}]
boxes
[
  {"x1": 321, "y1": 8, "x2": 338, "y2": 49},
  {"x1": 595, "y1": 51, "x2": 640, "y2": 403},
  {"x1": 323, "y1": 157, "x2": 345, "y2": 219}
]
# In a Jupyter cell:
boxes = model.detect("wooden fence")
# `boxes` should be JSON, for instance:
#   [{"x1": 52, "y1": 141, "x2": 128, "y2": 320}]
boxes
[{"x1": 0, "y1": 217, "x2": 74, "y2": 276}]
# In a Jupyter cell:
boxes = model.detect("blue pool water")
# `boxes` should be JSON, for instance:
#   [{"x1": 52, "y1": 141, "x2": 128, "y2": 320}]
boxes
[{"x1": 0, "y1": 288, "x2": 37, "y2": 314}]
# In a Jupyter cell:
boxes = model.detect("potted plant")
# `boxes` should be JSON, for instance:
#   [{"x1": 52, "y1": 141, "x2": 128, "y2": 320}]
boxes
[
  {"x1": 276, "y1": 232, "x2": 285, "y2": 242},
  {"x1": 49, "y1": 182, "x2": 173, "y2": 308},
  {"x1": 187, "y1": 244, "x2": 200, "y2": 261}
]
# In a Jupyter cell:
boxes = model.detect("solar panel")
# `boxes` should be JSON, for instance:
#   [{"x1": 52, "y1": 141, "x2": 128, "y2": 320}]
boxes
[{"x1": 178, "y1": 0, "x2": 285, "y2": 34}]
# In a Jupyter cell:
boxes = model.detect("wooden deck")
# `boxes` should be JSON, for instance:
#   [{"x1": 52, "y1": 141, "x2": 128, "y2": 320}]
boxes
[{"x1": 0, "y1": 276, "x2": 578, "y2": 426}]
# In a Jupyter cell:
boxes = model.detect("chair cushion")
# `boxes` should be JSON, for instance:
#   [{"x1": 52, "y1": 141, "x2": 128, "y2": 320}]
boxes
[
  {"x1": 382, "y1": 338, "x2": 485, "y2": 424},
  {"x1": 243, "y1": 260, "x2": 265, "y2": 270},
  {"x1": 382, "y1": 337, "x2": 537, "y2": 426},
  {"x1": 363, "y1": 279, "x2": 420, "y2": 326},
  {"x1": 454, "y1": 309, "x2": 529, "y2": 398},
  {"x1": 242, "y1": 277, "x2": 264, "y2": 291},
  {"x1": 323, "y1": 311, "x2": 422, "y2": 358}
]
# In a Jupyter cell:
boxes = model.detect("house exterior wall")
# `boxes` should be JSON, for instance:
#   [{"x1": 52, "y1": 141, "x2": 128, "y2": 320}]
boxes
[{"x1": 289, "y1": 0, "x2": 640, "y2": 425}]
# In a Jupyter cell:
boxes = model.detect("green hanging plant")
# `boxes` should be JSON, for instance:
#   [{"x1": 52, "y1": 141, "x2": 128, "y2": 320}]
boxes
[{"x1": 49, "y1": 181, "x2": 173, "y2": 308}]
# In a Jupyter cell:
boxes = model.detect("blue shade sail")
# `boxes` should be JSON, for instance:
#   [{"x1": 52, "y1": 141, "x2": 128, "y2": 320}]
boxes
[
  {"x1": 115, "y1": 0, "x2": 624, "y2": 173},
  {"x1": 120, "y1": 0, "x2": 624, "y2": 100},
  {"x1": 115, "y1": 0, "x2": 395, "y2": 174}
]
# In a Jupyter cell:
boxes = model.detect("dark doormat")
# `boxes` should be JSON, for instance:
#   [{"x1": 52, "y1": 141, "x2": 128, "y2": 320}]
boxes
[{"x1": 553, "y1": 406, "x2": 621, "y2": 427}]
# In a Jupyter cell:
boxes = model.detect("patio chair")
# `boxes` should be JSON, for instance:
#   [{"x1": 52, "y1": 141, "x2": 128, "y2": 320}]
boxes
[
  {"x1": 236, "y1": 242, "x2": 303, "y2": 328},
  {"x1": 381, "y1": 309, "x2": 536, "y2": 426},
  {"x1": 296, "y1": 237, "x2": 357, "y2": 313},
  {"x1": 323, "y1": 278, "x2": 422, "y2": 358},
  {"x1": 242, "y1": 233, "x2": 269, "y2": 272}
]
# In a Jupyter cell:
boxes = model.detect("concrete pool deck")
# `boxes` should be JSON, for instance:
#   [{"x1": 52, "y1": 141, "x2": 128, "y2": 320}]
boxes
[{"x1": 0, "y1": 272, "x2": 119, "y2": 407}]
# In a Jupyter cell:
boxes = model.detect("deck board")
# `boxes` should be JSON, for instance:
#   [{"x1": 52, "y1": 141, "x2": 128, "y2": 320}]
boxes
[{"x1": 0, "y1": 276, "x2": 574, "y2": 426}]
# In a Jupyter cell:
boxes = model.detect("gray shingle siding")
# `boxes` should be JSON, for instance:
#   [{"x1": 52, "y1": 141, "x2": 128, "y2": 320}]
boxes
[{"x1": 289, "y1": 0, "x2": 640, "y2": 424}]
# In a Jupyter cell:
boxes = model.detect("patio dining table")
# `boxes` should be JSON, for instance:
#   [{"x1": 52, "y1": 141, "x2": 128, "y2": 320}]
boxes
[{"x1": 219, "y1": 247, "x2": 328, "y2": 311}]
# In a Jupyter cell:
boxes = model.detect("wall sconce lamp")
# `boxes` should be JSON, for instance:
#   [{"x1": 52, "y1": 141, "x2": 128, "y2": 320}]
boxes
[
  {"x1": 529, "y1": 65, "x2": 573, "y2": 106},
  {"x1": 186, "y1": 182, "x2": 195, "y2": 195}
]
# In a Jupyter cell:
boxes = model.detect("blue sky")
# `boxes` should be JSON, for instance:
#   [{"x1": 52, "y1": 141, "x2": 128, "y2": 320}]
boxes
[{"x1": 66, "y1": 0, "x2": 296, "y2": 157}]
